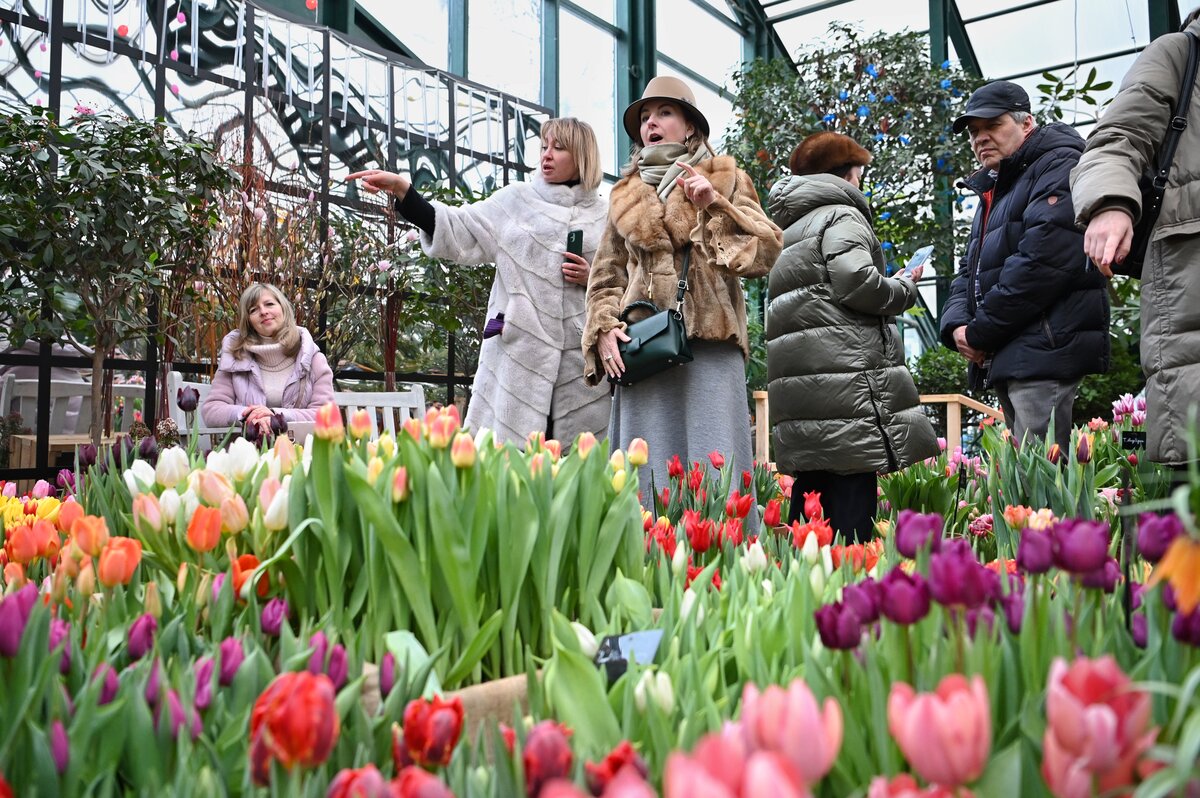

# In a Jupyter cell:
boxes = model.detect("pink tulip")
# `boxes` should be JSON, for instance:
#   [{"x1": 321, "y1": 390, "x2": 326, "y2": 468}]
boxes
[
  {"x1": 1042, "y1": 656, "x2": 1156, "y2": 798},
  {"x1": 742, "y1": 751, "x2": 812, "y2": 797},
  {"x1": 888, "y1": 674, "x2": 991, "y2": 788},
  {"x1": 691, "y1": 727, "x2": 747, "y2": 795},
  {"x1": 740, "y1": 679, "x2": 843, "y2": 784},
  {"x1": 663, "y1": 752, "x2": 737, "y2": 798}
]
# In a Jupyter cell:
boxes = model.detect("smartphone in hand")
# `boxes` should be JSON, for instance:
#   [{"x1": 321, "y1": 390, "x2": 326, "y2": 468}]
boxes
[
  {"x1": 567, "y1": 229, "x2": 583, "y2": 257},
  {"x1": 901, "y1": 245, "x2": 934, "y2": 277}
]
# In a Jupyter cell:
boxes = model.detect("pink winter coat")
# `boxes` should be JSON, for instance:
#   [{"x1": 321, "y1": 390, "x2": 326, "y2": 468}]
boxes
[{"x1": 201, "y1": 328, "x2": 335, "y2": 427}]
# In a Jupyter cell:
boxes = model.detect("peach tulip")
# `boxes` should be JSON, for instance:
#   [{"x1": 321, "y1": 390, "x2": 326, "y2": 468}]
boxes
[
  {"x1": 741, "y1": 679, "x2": 843, "y2": 784},
  {"x1": 427, "y1": 413, "x2": 457, "y2": 449},
  {"x1": 1042, "y1": 656, "x2": 1156, "y2": 798},
  {"x1": 219, "y1": 495, "x2": 249, "y2": 535},
  {"x1": 314, "y1": 402, "x2": 345, "y2": 443},
  {"x1": 391, "y1": 467, "x2": 409, "y2": 503},
  {"x1": 576, "y1": 431, "x2": 597, "y2": 459},
  {"x1": 401, "y1": 416, "x2": 422, "y2": 441},
  {"x1": 70, "y1": 514, "x2": 109, "y2": 558},
  {"x1": 348, "y1": 409, "x2": 372, "y2": 440},
  {"x1": 627, "y1": 437, "x2": 649, "y2": 467},
  {"x1": 450, "y1": 432, "x2": 475, "y2": 468},
  {"x1": 97, "y1": 537, "x2": 142, "y2": 587},
  {"x1": 132, "y1": 493, "x2": 163, "y2": 535},
  {"x1": 888, "y1": 674, "x2": 991, "y2": 788},
  {"x1": 194, "y1": 469, "x2": 235, "y2": 507}
]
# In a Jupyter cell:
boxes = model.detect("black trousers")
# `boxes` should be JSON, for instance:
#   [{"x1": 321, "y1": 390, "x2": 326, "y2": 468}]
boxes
[{"x1": 787, "y1": 470, "x2": 878, "y2": 544}]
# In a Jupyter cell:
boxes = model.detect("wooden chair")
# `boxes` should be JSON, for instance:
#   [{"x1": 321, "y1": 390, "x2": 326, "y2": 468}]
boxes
[{"x1": 334, "y1": 384, "x2": 427, "y2": 438}]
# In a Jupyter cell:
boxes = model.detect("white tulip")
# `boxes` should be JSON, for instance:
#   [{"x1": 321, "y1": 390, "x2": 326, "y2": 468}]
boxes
[
  {"x1": 301, "y1": 434, "x2": 314, "y2": 471},
  {"x1": 570, "y1": 622, "x2": 599, "y2": 659},
  {"x1": 761, "y1": 579, "x2": 775, "y2": 598},
  {"x1": 180, "y1": 488, "x2": 200, "y2": 519},
  {"x1": 634, "y1": 670, "x2": 673, "y2": 714},
  {"x1": 158, "y1": 488, "x2": 181, "y2": 526},
  {"x1": 679, "y1": 588, "x2": 704, "y2": 624},
  {"x1": 821, "y1": 544, "x2": 834, "y2": 577},
  {"x1": 123, "y1": 459, "x2": 156, "y2": 497},
  {"x1": 801, "y1": 532, "x2": 820, "y2": 564},
  {"x1": 634, "y1": 670, "x2": 652, "y2": 712},
  {"x1": 205, "y1": 449, "x2": 232, "y2": 477},
  {"x1": 263, "y1": 476, "x2": 290, "y2": 531},
  {"x1": 155, "y1": 446, "x2": 190, "y2": 489},
  {"x1": 671, "y1": 543, "x2": 688, "y2": 577},
  {"x1": 740, "y1": 540, "x2": 768, "y2": 574},
  {"x1": 809, "y1": 564, "x2": 826, "y2": 598},
  {"x1": 227, "y1": 437, "x2": 260, "y2": 482}
]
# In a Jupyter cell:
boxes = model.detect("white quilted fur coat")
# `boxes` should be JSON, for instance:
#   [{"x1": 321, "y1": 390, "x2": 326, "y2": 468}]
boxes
[{"x1": 423, "y1": 174, "x2": 610, "y2": 446}]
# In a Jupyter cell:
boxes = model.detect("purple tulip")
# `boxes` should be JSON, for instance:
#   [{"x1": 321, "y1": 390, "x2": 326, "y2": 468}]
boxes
[
  {"x1": 307, "y1": 631, "x2": 329, "y2": 675},
  {"x1": 155, "y1": 689, "x2": 198, "y2": 739},
  {"x1": 77, "y1": 444, "x2": 98, "y2": 469},
  {"x1": 218, "y1": 637, "x2": 245, "y2": 687},
  {"x1": 1132, "y1": 615, "x2": 1148, "y2": 648},
  {"x1": 260, "y1": 598, "x2": 289, "y2": 636},
  {"x1": 137, "y1": 435, "x2": 158, "y2": 464},
  {"x1": 928, "y1": 539, "x2": 990, "y2": 609},
  {"x1": 1080, "y1": 557, "x2": 1121, "y2": 593},
  {"x1": 327, "y1": 643, "x2": 348, "y2": 689},
  {"x1": 1016, "y1": 529, "x2": 1054, "y2": 574},
  {"x1": 1138, "y1": 512, "x2": 1183, "y2": 564},
  {"x1": 177, "y1": 386, "x2": 200, "y2": 413},
  {"x1": 50, "y1": 720, "x2": 69, "y2": 775},
  {"x1": 842, "y1": 578, "x2": 882, "y2": 625},
  {"x1": 380, "y1": 652, "x2": 397, "y2": 699},
  {"x1": 49, "y1": 618, "x2": 71, "y2": 674},
  {"x1": 194, "y1": 657, "x2": 214, "y2": 712},
  {"x1": 145, "y1": 659, "x2": 162, "y2": 707},
  {"x1": 1164, "y1": 583, "x2": 1178, "y2": 612},
  {"x1": 895, "y1": 510, "x2": 944, "y2": 558},
  {"x1": 56, "y1": 468, "x2": 76, "y2": 493},
  {"x1": 270, "y1": 413, "x2": 288, "y2": 436},
  {"x1": 999, "y1": 590, "x2": 1024, "y2": 635},
  {"x1": 1051, "y1": 519, "x2": 1111, "y2": 575},
  {"x1": 966, "y1": 605, "x2": 995, "y2": 638},
  {"x1": 210, "y1": 573, "x2": 227, "y2": 604},
  {"x1": 878, "y1": 566, "x2": 932, "y2": 625},
  {"x1": 127, "y1": 613, "x2": 157, "y2": 660},
  {"x1": 813, "y1": 602, "x2": 863, "y2": 649},
  {"x1": 1171, "y1": 606, "x2": 1200, "y2": 647},
  {"x1": 93, "y1": 663, "x2": 119, "y2": 705},
  {"x1": 0, "y1": 584, "x2": 39, "y2": 658}
]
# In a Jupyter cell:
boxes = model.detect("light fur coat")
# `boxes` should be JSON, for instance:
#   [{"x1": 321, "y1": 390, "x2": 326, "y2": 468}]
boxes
[
  {"x1": 423, "y1": 174, "x2": 610, "y2": 446},
  {"x1": 583, "y1": 155, "x2": 783, "y2": 385}
]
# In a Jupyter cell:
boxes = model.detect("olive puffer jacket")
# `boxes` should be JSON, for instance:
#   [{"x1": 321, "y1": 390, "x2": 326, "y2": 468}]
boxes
[
  {"x1": 766, "y1": 174, "x2": 938, "y2": 476},
  {"x1": 940, "y1": 123, "x2": 1110, "y2": 389}
]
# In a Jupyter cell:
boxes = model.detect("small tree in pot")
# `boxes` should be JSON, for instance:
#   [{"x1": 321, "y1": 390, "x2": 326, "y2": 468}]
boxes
[{"x1": 0, "y1": 103, "x2": 234, "y2": 449}]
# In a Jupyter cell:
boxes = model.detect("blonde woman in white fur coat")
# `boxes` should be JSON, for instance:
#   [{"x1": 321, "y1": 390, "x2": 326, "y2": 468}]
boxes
[{"x1": 348, "y1": 118, "x2": 610, "y2": 447}]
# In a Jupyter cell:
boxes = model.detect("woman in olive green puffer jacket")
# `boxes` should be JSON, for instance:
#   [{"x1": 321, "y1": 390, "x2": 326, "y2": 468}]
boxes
[{"x1": 766, "y1": 133, "x2": 938, "y2": 541}]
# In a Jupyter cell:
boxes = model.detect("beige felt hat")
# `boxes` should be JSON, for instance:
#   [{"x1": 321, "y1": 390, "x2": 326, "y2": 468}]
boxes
[{"x1": 622, "y1": 75, "x2": 711, "y2": 143}]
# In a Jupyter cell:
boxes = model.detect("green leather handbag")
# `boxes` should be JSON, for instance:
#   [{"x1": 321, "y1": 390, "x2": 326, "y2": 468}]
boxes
[{"x1": 611, "y1": 247, "x2": 693, "y2": 387}]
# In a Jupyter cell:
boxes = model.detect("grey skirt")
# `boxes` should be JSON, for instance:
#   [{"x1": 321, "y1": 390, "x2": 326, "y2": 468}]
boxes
[{"x1": 608, "y1": 340, "x2": 755, "y2": 506}]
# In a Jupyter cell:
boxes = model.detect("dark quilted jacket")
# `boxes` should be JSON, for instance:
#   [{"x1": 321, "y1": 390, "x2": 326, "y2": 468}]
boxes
[{"x1": 939, "y1": 122, "x2": 1110, "y2": 388}]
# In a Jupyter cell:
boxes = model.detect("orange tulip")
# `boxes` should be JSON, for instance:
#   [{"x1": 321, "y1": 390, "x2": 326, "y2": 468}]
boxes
[
  {"x1": 186, "y1": 506, "x2": 223, "y2": 553},
  {"x1": 250, "y1": 671, "x2": 340, "y2": 784},
  {"x1": 3, "y1": 562, "x2": 25, "y2": 588},
  {"x1": 97, "y1": 537, "x2": 142, "y2": 587},
  {"x1": 314, "y1": 402, "x2": 345, "y2": 444},
  {"x1": 56, "y1": 500, "x2": 84, "y2": 534},
  {"x1": 232, "y1": 554, "x2": 270, "y2": 600},
  {"x1": 70, "y1": 514, "x2": 110, "y2": 558},
  {"x1": 1148, "y1": 535, "x2": 1200, "y2": 614},
  {"x1": 5, "y1": 524, "x2": 38, "y2": 565},
  {"x1": 30, "y1": 519, "x2": 60, "y2": 560}
]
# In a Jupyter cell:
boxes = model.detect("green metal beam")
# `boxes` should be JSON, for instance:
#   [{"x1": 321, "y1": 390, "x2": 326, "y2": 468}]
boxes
[
  {"x1": 320, "y1": 0, "x2": 353, "y2": 33},
  {"x1": 542, "y1": 0, "x2": 560, "y2": 113},
  {"x1": 449, "y1": 0, "x2": 468, "y2": 77},
  {"x1": 947, "y1": 0, "x2": 981, "y2": 77},
  {"x1": 1149, "y1": 0, "x2": 1182, "y2": 39},
  {"x1": 929, "y1": 0, "x2": 949, "y2": 70},
  {"x1": 928, "y1": 0, "x2": 953, "y2": 315},
  {"x1": 732, "y1": 0, "x2": 792, "y2": 65},
  {"x1": 616, "y1": 0, "x2": 655, "y2": 156}
]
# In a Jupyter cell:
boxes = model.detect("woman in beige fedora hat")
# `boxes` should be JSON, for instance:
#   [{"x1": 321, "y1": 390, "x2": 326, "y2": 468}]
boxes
[{"x1": 582, "y1": 75, "x2": 783, "y2": 497}]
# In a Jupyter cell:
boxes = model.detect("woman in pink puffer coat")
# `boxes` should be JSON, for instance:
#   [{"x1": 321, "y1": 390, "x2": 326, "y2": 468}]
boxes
[{"x1": 201, "y1": 283, "x2": 335, "y2": 437}]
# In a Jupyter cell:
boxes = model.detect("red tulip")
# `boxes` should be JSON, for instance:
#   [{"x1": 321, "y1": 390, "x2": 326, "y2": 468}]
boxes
[
  {"x1": 725, "y1": 491, "x2": 753, "y2": 520},
  {"x1": 803, "y1": 490, "x2": 823, "y2": 521},
  {"x1": 667, "y1": 455, "x2": 684, "y2": 479},
  {"x1": 888, "y1": 674, "x2": 991, "y2": 788},
  {"x1": 524, "y1": 721, "x2": 573, "y2": 797},
  {"x1": 867, "y1": 774, "x2": 965, "y2": 797},
  {"x1": 684, "y1": 510, "x2": 715, "y2": 554},
  {"x1": 232, "y1": 554, "x2": 269, "y2": 600},
  {"x1": 249, "y1": 672, "x2": 340, "y2": 784},
  {"x1": 708, "y1": 451, "x2": 725, "y2": 470},
  {"x1": 1042, "y1": 656, "x2": 1156, "y2": 798},
  {"x1": 400, "y1": 695, "x2": 464, "y2": 768},
  {"x1": 586, "y1": 740, "x2": 648, "y2": 795},
  {"x1": 763, "y1": 499, "x2": 781, "y2": 529},
  {"x1": 392, "y1": 767, "x2": 455, "y2": 798}
]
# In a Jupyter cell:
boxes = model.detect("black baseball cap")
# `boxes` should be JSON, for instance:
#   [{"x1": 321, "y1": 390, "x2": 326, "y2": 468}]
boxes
[{"x1": 952, "y1": 81, "x2": 1032, "y2": 133}]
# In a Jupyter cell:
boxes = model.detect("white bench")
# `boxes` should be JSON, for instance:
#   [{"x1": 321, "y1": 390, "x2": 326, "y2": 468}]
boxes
[
  {"x1": 165, "y1": 371, "x2": 426, "y2": 441},
  {"x1": 0, "y1": 375, "x2": 148, "y2": 435}
]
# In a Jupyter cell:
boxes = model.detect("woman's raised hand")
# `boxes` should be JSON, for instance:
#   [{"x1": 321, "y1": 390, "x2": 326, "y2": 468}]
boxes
[
  {"x1": 675, "y1": 161, "x2": 716, "y2": 209},
  {"x1": 346, "y1": 169, "x2": 412, "y2": 200}
]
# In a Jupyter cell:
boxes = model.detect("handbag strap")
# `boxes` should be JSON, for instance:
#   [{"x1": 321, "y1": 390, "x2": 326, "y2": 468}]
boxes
[
  {"x1": 674, "y1": 245, "x2": 692, "y2": 315},
  {"x1": 1152, "y1": 32, "x2": 1199, "y2": 191}
]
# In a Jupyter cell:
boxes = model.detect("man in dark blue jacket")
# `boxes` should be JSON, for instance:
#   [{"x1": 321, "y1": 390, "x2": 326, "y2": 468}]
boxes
[{"x1": 940, "y1": 81, "x2": 1109, "y2": 449}]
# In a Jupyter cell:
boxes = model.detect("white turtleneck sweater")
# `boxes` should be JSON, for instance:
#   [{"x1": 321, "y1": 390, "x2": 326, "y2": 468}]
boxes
[{"x1": 246, "y1": 339, "x2": 297, "y2": 408}]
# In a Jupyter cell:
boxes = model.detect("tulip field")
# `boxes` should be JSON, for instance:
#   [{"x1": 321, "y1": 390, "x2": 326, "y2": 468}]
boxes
[{"x1": 2, "y1": 398, "x2": 1200, "y2": 797}]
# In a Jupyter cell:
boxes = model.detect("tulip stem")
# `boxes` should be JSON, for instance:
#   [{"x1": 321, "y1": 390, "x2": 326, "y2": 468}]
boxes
[{"x1": 901, "y1": 624, "x2": 915, "y2": 686}]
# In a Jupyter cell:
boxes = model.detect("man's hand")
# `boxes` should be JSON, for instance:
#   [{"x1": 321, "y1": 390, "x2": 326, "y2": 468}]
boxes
[
  {"x1": 1083, "y1": 208, "x2": 1134, "y2": 278},
  {"x1": 952, "y1": 325, "x2": 986, "y2": 366}
]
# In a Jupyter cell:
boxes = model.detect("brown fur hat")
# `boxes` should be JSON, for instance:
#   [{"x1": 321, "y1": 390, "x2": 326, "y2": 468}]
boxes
[{"x1": 788, "y1": 132, "x2": 872, "y2": 176}]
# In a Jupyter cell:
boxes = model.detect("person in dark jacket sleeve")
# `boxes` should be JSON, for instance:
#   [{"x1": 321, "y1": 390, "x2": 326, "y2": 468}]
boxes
[
  {"x1": 939, "y1": 81, "x2": 1110, "y2": 450},
  {"x1": 768, "y1": 133, "x2": 939, "y2": 542}
]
